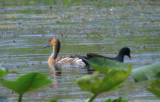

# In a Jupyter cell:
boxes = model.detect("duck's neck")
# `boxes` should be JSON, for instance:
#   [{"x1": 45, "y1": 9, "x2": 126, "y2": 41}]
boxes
[
  {"x1": 115, "y1": 52, "x2": 125, "y2": 62},
  {"x1": 52, "y1": 46, "x2": 59, "y2": 59},
  {"x1": 48, "y1": 42, "x2": 60, "y2": 68},
  {"x1": 48, "y1": 46, "x2": 58, "y2": 62}
]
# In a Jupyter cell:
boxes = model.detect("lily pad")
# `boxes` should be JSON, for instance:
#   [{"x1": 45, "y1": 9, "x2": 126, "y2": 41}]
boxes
[
  {"x1": 88, "y1": 57, "x2": 132, "y2": 74},
  {"x1": 1, "y1": 72, "x2": 52, "y2": 95},
  {"x1": 0, "y1": 68, "x2": 8, "y2": 79},
  {"x1": 77, "y1": 68, "x2": 131, "y2": 95},
  {"x1": 0, "y1": 65, "x2": 19, "y2": 79},
  {"x1": 78, "y1": 57, "x2": 131, "y2": 102},
  {"x1": 147, "y1": 79, "x2": 160, "y2": 98},
  {"x1": 106, "y1": 97, "x2": 128, "y2": 102},
  {"x1": 131, "y1": 62, "x2": 160, "y2": 82}
]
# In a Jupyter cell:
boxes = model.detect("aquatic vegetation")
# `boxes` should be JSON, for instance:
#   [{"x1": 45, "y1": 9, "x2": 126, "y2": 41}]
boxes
[
  {"x1": 77, "y1": 58, "x2": 131, "y2": 102},
  {"x1": 0, "y1": 66, "x2": 52, "y2": 102},
  {"x1": 1, "y1": 0, "x2": 160, "y2": 101},
  {"x1": 0, "y1": 66, "x2": 8, "y2": 79},
  {"x1": 140, "y1": 29, "x2": 160, "y2": 32},
  {"x1": 1, "y1": 58, "x2": 160, "y2": 102},
  {"x1": 0, "y1": 25, "x2": 19, "y2": 29},
  {"x1": 88, "y1": 57, "x2": 132, "y2": 73},
  {"x1": 106, "y1": 97, "x2": 128, "y2": 102},
  {"x1": 77, "y1": 57, "x2": 160, "y2": 101},
  {"x1": 51, "y1": 99, "x2": 58, "y2": 102},
  {"x1": 131, "y1": 62, "x2": 160, "y2": 82},
  {"x1": 0, "y1": 65, "x2": 19, "y2": 79},
  {"x1": 87, "y1": 57, "x2": 160, "y2": 82},
  {"x1": 147, "y1": 79, "x2": 160, "y2": 98}
]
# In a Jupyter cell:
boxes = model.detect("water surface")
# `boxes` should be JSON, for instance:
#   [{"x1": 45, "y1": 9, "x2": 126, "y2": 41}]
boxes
[{"x1": 0, "y1": 0, "x2": 160, "y2": 101}]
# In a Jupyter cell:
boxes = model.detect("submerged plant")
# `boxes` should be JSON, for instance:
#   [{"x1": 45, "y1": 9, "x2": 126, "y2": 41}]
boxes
[{"x1": 77, "y1": 58, "x2": 131, "y2": 102}]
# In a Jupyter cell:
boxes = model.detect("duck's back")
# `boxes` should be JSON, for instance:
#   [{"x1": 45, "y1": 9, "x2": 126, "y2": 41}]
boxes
[{"x1": 53, "y1": 55, "x2": 88, "y2": 67}]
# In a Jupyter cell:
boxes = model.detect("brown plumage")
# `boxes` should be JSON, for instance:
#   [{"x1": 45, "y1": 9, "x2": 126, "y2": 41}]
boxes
[{"x1": 44, "y1": 37, "x2": 88, "y2": 68}]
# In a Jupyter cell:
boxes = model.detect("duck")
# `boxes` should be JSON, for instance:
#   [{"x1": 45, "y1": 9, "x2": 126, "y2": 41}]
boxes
[
  {"x1": 87, "y1": 47, "x2": 131, "y2": 62},
  {"x1": 44, "y1": 37, "x2": 88, "y2": 68}
]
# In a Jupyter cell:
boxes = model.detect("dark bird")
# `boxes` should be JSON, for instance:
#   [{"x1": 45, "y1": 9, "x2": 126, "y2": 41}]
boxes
[{"x1": 87, "y1": 47, "x2": 131, "y2": 62}]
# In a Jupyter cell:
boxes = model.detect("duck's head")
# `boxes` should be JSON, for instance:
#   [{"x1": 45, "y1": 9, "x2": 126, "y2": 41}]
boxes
[
  {"x1": 119, "y1": 47, "x2": 131, "y2": 59},
  {"x1": 44, "y1": 37, "x2": 61, "y2": 58},
  {"x1": 44, "y1": 37, "x2": 60, "y2": 48}
]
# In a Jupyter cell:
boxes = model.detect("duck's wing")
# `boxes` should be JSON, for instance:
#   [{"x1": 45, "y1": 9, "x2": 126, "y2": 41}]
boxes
[
  {"x1": 55, "y1": 55, "x2": 89, "y2": 66},
  {"x1": 87, "y1": 53, "x2": 108, "y2": 59},
  {"x1": 87, "y1": 53, "x2": 118, "y2": 61},
  {"x1": 69, "y1": 55, "x2": 89, "y2": 66}
]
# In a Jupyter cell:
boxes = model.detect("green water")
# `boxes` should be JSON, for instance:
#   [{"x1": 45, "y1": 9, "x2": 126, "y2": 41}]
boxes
[{"x1": 0, "y1": 0, "x2": 160, "y2": 101}]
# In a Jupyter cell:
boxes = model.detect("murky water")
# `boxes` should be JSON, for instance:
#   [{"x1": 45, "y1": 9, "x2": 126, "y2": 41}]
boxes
[{"x1": 0, "y1": 0, "x2": 160, "y2": 102}]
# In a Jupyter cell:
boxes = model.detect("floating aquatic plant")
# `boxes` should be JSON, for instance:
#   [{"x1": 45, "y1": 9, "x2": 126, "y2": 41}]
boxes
[
  {"x1": 0, "y1": 65, "x2": 18, "y2": 80},
  {"x1": 88, "y1": 57, "x2": 132, "y2": 73},
  {"x1": 131, "y1": 62, "x2": 160, "y2": 82},
  {"x1": 77, "y1": 58, "x2": 131, "y2": 102},
  {"x1": 88, "y1": 57, "x2": 160, "y2": 82},
  {"x1": 106, "y1": 97, "x2": 128, "y2": 102},
  {"x1": 0, "y1": 72, "x2": 52, "y2": 102},
  {"x1": 147, "y1": 79, "x2": 160, "y2": 98},
  {"x1": 0, "y1": 66, "x2": 8, "y2": 79}
]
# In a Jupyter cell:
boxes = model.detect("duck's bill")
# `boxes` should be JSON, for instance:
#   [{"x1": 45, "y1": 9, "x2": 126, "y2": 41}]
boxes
[
  {"x1": 44, "y1": 44, "x2": 50, "y2": 48},
  {"x1": 128, "y1": 55, "x2": 131, "y2": 59}
]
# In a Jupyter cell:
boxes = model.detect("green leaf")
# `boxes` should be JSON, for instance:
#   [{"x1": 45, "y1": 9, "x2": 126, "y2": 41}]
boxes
[
  {"x1": 106, "y1": 97, "x2": 128, "y2": 102},
  {"x1": 1, "y1": 72, "x2": 52, "y2": 95},
  {"x1": 77, "y1": 68, "x2": 131, "y2": 95},
  {"x1": 0, "y1": 65, "x2": 19, "y2": 80},
  {"x1": 78, "y1": 57, "x2": 131, "y2": 102},
  {"x1": 0, "y1": 69, "x2": 8, "y2": 79},
  {"x1": 131, "y1": 62, "x2": 160, "y2": 82},
  {"x1": 88, "y1": 58, "x2": 132, "y2": 74},
  {"x1": 112, "y1": 97, "x2": 128, "y2": 102},
  {"x1": 147, "y1": 79, "x2": 160, "y2": 98},
  {"x1": 50, "y1": 99, "x2": 57, "y2": 102},
  {"x1": 0, "y1": 65, "x2": 8, "y2": 78},
  {"x1": 106, "y1": 98, "x2": 112, "y2": 102}
]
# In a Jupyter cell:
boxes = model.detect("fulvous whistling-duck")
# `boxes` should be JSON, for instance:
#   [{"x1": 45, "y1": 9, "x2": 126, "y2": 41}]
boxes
[{"x1": 44, "y1": 37, "x2": 88, "y2": 68}]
